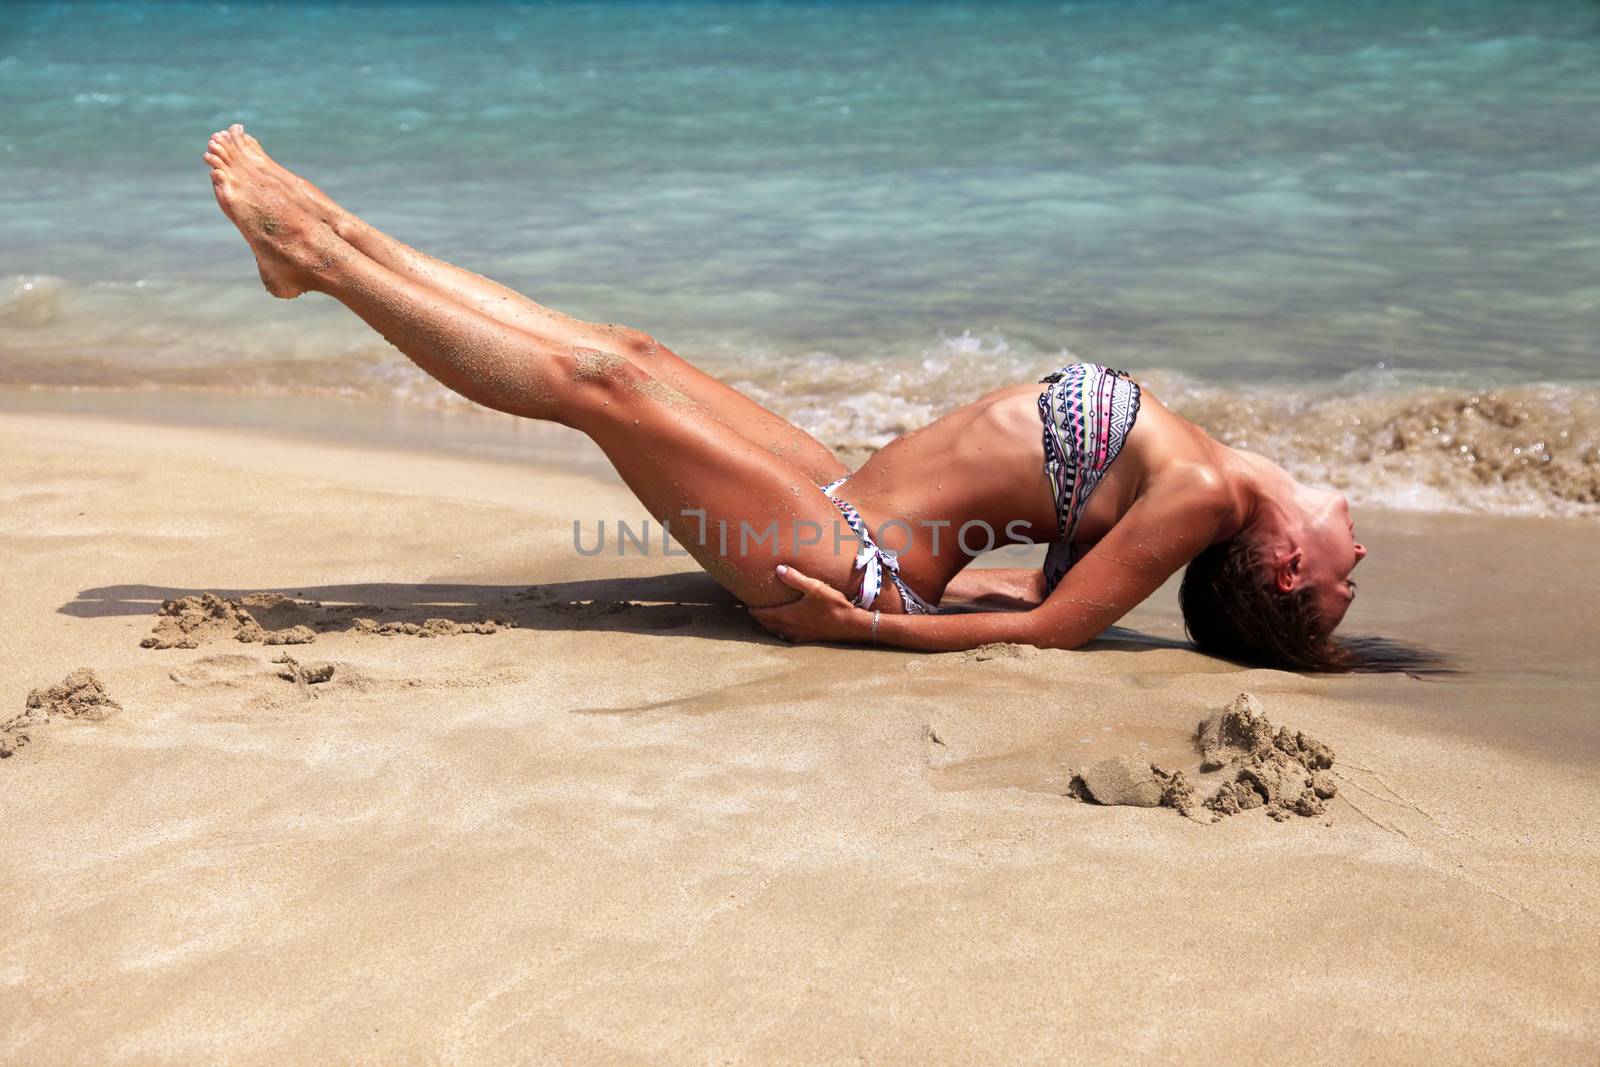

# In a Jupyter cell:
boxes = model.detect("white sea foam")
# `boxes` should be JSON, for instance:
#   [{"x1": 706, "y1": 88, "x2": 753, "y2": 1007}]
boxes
[{"x1": 0, "y1": 275, "x2": 70, "y2": 328}]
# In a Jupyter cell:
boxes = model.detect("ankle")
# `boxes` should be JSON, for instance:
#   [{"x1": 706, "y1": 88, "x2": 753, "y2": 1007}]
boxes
[
  {"x1": 312, "y1": 233, "x2": 357, "y2": 283},
  {"x1": 329, "y1": 210, "x2": 367, "y2": 247}
]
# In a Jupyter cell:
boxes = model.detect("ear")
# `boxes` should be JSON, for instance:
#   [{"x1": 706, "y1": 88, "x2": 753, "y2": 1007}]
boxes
[{"x1": 1273, "y1": 548, "x2": 1303, "y2": 594}]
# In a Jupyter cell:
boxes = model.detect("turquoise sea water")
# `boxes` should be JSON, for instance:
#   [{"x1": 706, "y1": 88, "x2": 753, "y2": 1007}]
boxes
[{"x1": 2, "y1": 0, "x2": 1597, "y2": 513}]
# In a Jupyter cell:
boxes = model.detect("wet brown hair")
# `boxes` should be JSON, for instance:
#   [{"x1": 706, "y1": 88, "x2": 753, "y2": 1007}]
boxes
[{"x1": 1179, "y1": 536, "x2": 1445, "y2": 675}]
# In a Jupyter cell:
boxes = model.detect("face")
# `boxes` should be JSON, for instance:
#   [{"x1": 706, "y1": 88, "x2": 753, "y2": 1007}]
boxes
[{"x1": 1293, "y1": 490, "x2": 1367, "y2": 633}]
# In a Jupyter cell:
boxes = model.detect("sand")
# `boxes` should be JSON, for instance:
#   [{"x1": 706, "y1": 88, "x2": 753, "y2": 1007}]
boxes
[
  {"x1": 1069, "y1": 692, "x2": 1340, "y2": 821},
  {"x1": 2, "y1": 403, "x2": 1598, "y2": 1063},
  {"x1": 3, "y1": 669, "x2": 122, "y2": 758},
  {"x1": 138, "y1": 591, "x2": 508, "y2": 648}
]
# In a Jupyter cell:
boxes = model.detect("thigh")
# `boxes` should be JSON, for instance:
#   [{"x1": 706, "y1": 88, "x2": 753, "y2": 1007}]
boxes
[
  {"x1": 567, "y1": 357, "x2": 858, "y2": 607},
  {"x1": 623, "y1": 336, "x2": 850, "y2": 485}
]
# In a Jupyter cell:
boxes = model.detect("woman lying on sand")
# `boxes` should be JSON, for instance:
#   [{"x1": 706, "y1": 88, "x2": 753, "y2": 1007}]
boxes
[{"x1": 205, "y1": 124, "x2": 1385, "y2": 671}]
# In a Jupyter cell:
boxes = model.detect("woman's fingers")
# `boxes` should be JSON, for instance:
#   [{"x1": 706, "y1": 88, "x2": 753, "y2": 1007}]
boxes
[
  {"x1": 755, "y1": 567, "x2": 857, "y2": 645},
  {"x1": 774, "y1": 564, "x2": 832, "y2": 597}
]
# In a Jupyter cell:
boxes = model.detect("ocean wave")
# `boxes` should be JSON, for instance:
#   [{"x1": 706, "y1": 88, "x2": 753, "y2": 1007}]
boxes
[
  {"x1": 3, "y1": 321, "x2": 1595, "y2": 519},
  {"x1": 1139, "y1": 371, "x2": 1600, "y2": 519}
]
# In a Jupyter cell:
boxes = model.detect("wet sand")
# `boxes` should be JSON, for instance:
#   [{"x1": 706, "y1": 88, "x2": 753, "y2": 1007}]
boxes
[{"x1": 1, "y1": 406, "x2": 1596, "y2": 1063}]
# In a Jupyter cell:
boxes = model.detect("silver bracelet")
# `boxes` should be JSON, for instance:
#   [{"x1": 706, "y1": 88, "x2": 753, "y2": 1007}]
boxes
[{"x1": 871, "y1": 609, "x2": 881, "y2": 646}]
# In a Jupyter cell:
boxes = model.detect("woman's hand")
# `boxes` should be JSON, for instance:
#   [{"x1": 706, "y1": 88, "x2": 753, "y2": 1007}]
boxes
[{"x1": 748, "y1": 565, "x2": 868, "y2": 644}]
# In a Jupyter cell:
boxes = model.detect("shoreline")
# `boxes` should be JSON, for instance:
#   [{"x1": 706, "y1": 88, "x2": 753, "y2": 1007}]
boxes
[
  {"x1": 2, "y1": 404, "x2": 1597, "y2": 1060},
  {"x1": 0, "y1": 384, "x2": 623, "y2": 480},
  {"x1": 6, "y1": 372, "x2": 1599, "y2": 521}
]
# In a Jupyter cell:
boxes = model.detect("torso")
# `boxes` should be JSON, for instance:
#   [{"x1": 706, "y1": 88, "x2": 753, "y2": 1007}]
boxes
[{"x1": 844, "y1": 375, "x2": 1231, "y2": 608}]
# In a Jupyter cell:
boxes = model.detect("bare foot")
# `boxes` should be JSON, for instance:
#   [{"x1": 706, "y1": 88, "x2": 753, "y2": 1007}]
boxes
[
  {"x1": 211, "y1": 125, "x2": 353, "y2": 234},
  {"x1": 204, "y1": 124, "x2": 338, "y2": 298}
]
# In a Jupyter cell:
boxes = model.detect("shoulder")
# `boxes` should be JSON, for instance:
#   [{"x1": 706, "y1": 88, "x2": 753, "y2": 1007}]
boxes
[{"x1": 1147, "y1": 462, "x2": 1232, "y2": 519}]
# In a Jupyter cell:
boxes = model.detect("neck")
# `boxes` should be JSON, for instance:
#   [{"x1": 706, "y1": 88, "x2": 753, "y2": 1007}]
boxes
[{"x1": 1216, "y1": 445, "x2": 1297, "y2": 543}]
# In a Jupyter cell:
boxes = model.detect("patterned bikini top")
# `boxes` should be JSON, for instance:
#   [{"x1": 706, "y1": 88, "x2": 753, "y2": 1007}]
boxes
[{"x1": 1036, "y1": 363, "x2": 1143, "y2": 593}]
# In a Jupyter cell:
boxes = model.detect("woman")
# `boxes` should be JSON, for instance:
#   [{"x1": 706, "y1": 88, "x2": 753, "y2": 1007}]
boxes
[{"x1": 203, "y1": 124, "x2": 1378, "y2": 671}]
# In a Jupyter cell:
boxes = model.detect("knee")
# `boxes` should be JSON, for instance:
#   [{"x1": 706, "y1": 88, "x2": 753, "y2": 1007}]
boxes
[
  {"x1": 598, "y1": 324, "x2": 660, "y2": 361},
  {"x1": 561, "y1": 347, "x2": 652, "y2": 415},
  {"x1": 569, "y1": 347, "x2": 634, "y2": 387}
]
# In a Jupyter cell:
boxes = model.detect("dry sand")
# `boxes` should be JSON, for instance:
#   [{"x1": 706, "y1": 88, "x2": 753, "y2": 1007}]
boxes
[{"x1": 1, "y1": 405, "x2": 1598, "y2": 1063}]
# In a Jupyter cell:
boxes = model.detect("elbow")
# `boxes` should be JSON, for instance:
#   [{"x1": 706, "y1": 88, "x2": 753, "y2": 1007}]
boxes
[
  {"x1": 1035, "y1": 634, "x2": 1089, "y2": 653},
  {"x1": 1016, "y1": 612, "x2": 1090, "y2": 652}
]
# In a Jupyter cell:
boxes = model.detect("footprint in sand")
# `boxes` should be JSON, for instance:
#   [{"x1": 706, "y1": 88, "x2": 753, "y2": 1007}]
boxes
[
  {"x1": 174, "y1": 651, "x2": 521, "y2": 709},
  {"x1": 169, "y1": 652, "x2": 348, "y2": 710},
  {"x1": 168, "y1": 653, "x2": 271, "y2": 690}
]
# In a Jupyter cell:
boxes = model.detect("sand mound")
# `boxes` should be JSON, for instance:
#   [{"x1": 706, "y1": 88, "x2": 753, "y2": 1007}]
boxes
[
  {"x1": 1069, "y1": 692, "x2": 1337, "y2": 823},
  {"x1": 351, "y1": 617, "x2": 501, "y2": 637},
  {"x1": 3, "y1": 668, "x2": 122, "y2": 758},
  {"x1": 1068, "y1": 755, "x2": 1186, "y2": 808},
  {"x1": 272, "y1": 654, "x2": 336, "y2": 686},
  {"x1": 25, "y1": 668, "x2": 122, "y2": 721},
  {"x1": 962, "y1": 643, "x2": 1038, "y2": 663},
  {"x1": 142, "y1": 592, "x2": 515, "y2": 647},
  {"x1": 140, "y1": 592, "x2": 318, "y2": 649}
]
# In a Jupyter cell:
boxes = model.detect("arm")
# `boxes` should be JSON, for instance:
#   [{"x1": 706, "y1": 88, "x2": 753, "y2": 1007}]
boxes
[{"x1": 753, "y1": 475, "x2": 1227, "y2": 652}]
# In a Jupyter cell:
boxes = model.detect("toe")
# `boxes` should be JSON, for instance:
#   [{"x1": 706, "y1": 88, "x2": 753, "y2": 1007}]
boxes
[
  {"x1": 204, "y1": 150, "x2": 224, "y2": 168},
  {"x1": 230, "y1": 122, "x2": 244, "y2": 137}
]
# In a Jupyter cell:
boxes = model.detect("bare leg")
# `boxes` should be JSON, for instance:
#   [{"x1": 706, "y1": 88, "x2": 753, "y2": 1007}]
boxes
[
  {"x1": 205, "y1": 130, "x2": 862, "y2": 607},
  {"x1": 207, "y1": 126, "x2": 848, "y2": 483}
]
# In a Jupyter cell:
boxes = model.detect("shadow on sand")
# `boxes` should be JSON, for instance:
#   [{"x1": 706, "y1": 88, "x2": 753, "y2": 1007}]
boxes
[{"x1": 64, "y1": 575, "x2": 1188, "y2": 653}]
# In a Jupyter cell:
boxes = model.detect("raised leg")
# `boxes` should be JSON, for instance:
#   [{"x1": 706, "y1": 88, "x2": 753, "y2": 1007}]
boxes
[
  {"x1": 206, "y1": 126, "x2": 849, "y2": 483},
  {"x1": 205, "y1": 131, "x2": 860, "y2": 607}
]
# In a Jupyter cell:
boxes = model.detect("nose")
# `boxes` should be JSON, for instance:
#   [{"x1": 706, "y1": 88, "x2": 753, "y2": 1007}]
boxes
[{"x1": 1354, "y1": 542, "x2": 1367, "y2": 562}]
